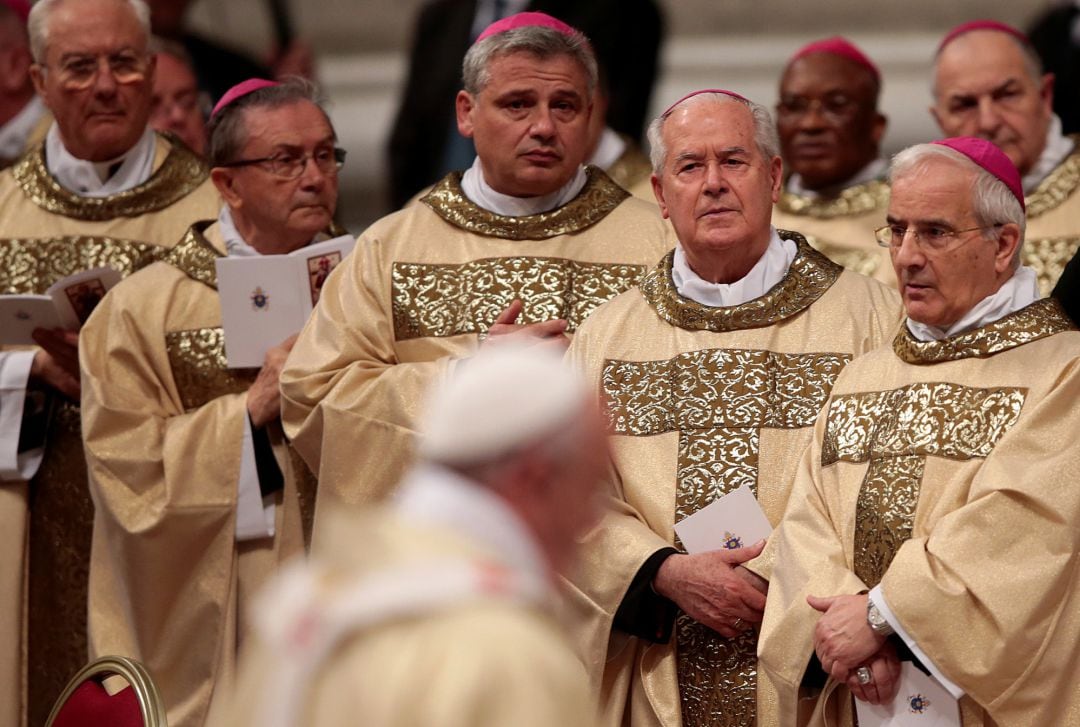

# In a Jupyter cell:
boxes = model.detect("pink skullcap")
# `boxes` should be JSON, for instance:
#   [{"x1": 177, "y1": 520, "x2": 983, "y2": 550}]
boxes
[
  {"x1": 932, "y1": 137, "x2": 1025, "y2": 211},
  {"x1": 0, "y1": 0, "x2": 29, "y2": 23},
  {"x1": 663, "y1": 89, "x2": 748, "y2": 117},
  {"x1": 475, "y1": 11, "x2": 576, "y2": 43},
  {"x1": 938, "y1": 20, "x2": 1029, "y2": 54},
  {"x1": 211, "y1": 79, "x2": 280, "y2": 119},
  {"x1": 790, "y1": 36, "x2": 880, "y2": 83}
]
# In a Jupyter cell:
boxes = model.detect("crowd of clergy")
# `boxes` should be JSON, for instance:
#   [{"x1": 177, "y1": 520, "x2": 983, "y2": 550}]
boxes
[{"x1": 1, "y1": 0, "x2": 1078, "y2": 725}]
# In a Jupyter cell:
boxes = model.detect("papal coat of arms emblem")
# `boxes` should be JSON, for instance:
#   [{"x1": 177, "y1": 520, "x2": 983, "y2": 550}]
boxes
[
  {"x1": 722, "y1": 531, "x2": 743, "y2": 549},
  {"x1": 251, "y1": 286, "x2": 270, "y2": 311},
  {"x1": 908, "y1": 693, "x2": 931, "y2": 714}
]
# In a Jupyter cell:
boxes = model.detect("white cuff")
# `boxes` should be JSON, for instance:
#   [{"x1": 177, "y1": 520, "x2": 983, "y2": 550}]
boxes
[
  {"x1": 869, "y1": 585, "x2": 965, "y2": 699},
  {"x1": 235, "y1": 413, "x2": 275, "y2": 541},
  {"x1": 0, "y1": 350, "x2": 44, "y2": 481}
]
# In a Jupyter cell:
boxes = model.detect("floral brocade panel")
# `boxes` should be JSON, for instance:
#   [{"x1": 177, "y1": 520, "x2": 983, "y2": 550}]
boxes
[
  {"x1": 0, "y1": 236, "x2": 164, "y2": 294},
  {"x1": 822, "y1": 383, "x2": 1026, "y2": 588},
  {"x1": 603, "y1": 348, "x2": 851, "y2": 727},
  {"x1": 391, "y1": 257, "x2": 645, "y2": 340},
  {"x1": 165, "y1": 327, "x2": 256, "y2": 412},
  {"x1": 1022, "y1": 236, "x2": 1080, "y2": 297}
]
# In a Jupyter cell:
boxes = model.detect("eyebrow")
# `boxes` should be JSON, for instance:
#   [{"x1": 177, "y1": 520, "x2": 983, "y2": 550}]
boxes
[{"x1": 885, "y1": 214, "x2": 955, "y2": 228}]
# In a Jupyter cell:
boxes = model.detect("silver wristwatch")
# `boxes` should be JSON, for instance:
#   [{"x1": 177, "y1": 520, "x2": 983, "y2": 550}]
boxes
[{"x1": 866, "y1": 597, "x2": 895, "y2": 636}]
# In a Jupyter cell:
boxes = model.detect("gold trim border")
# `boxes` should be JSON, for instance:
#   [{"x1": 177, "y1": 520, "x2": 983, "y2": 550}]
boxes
[{"x1": 45, "y1": 655, "x2": 167, "y2": 727}]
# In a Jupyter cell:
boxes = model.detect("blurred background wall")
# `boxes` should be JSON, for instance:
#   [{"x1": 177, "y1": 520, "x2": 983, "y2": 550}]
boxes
[{"x1": 184, "y1": 0, "x2": 1053, "y2": 232}]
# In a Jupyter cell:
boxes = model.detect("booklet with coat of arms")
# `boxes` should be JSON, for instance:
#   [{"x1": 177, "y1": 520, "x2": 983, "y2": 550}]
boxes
[
  {"x1": 673, "y1": 484, "x2": 773, "y2": 554},
  {"x1": 215, "y1": 235, "x2": 355, "y2": 368},
  {"x1": 855, "y1": 661, "x2": 960, "y2": 727},
  {"x1": 0, "y1": 266, "x2": 122, "y2": 346}
]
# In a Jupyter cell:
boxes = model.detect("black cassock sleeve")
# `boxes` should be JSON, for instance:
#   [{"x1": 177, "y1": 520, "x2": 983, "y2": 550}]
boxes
[{"x1": 613, "y1": 547, "x2": 680, "y2": 643}]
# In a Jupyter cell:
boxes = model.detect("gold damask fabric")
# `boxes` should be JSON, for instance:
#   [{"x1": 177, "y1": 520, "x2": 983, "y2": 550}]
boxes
[
  {"x1": 81, "y1": 222, "x2": 310, "y2": 727},
  {"x1": 605, "y1": 138, "x2": 654, "y2": 201},
  {"x1": 776, "y1": 179, "x2": 889, "y2": 219},
  {"x1": 639, "y1": 231, "x2": 842, "y2": 333},
  {"x1": 391, "y1": 257, "x2": 645, "y2": 340},
  {"x1": 281, "y1": 173, "x2": 671, "y2": 509},
  {"x1": 1026, "y1": 135, "x2": 1080, "y2": 219},
  {"x1": 757, "y1": 311, "x2": 1080, "y2": 727},
  {"x1": 892, "y1": 299, "x2": 1075, "y2": 364},
  {"x1": 421, "y1": 165, "x2": 629, "y2": 240},
  {"x1": 564, "y1": 254, "x2": 902, "y2": 727},
  {"x1": 1023, "y1": 136, "x2": 1080, "y2": 294},
  {"x1": 0, "y1": 235, "x2": 165, "y2": 295}
]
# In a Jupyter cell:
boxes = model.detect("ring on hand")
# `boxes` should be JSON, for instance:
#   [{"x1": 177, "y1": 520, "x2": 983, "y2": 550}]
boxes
[
  {"x1": 856, "y1": 666, "x2": 873, "y2": 685},
  {"x1": 732, "y1": 618, "x2": 745, "y2": 631}
]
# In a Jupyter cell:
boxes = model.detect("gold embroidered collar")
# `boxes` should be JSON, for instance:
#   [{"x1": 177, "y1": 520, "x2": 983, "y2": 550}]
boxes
[
  {"x1": 639, "y1": 230, "x2": 843, "y2": 332},
  {"x1": 11, "y1": 133, "x2": 209, "y2": 221},
  {"x1": 1026, "y1": 135, "x2": 1080, "y2": 219},
  {"x1": 776, "y1": 178, "x2": 889, "y2": 219},
  {"x1": 893, "y1": 298, "x2": 1075, "y2": 364},
  {"x1": 421, "y1": 164, "x2": 630, "y2": 240},
  {"x1": 163, "y1": 220, "x2": 221, "y2": 289}
]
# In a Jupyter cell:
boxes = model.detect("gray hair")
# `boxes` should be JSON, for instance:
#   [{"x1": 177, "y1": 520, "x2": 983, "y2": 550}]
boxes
[
  {"x1": 29, "y1": 0, "x2": 151, "y2": 63},
  {"x1": 207, "y1": 78, "x2": 335, "y2": 168},
  {"x1": 889, "y1": 143, "x2": 1026, "y2": 267},
  {"x1": 462, "y1": 24, "x2": 598, "y2": 96},
  {"x1": 647, "y1": 92, "x2": 781, "y2": 174},
  {"x1": 932, "y1": 31, "x2": 1044, "y2": 100}
]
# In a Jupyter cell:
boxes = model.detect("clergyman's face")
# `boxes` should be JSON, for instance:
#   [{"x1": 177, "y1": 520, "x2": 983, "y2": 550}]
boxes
[
  {"x1": 149, "y1": 51, "x2": 206, "y2": 155},
  {"x1": 652, "y1": 98, "x2": 782, "y2": 271},
  {"x1": 456, "y1": 51, "x2": 593, "y2": 197},
  {"x1": 32, "y1": 0, "x2": 155, "y2": 162},
  {"x1": 776, "y1": 52, "x2": 884, "y2": 190},
  {"x1": 931, "y1": 30, "x2": 1053, "y2": 178}
]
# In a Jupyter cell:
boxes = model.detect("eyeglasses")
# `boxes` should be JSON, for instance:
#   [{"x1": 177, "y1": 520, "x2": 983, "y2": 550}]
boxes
[
  {"x1": 42, "y1": 51, "x2": 149, "y2": 91},
  {"x1": 874, "y1": 223, "x2": 1002, "y2": 253},
  {"x1": 220, "y1": 147, "x2": 347, "y2": 179}
]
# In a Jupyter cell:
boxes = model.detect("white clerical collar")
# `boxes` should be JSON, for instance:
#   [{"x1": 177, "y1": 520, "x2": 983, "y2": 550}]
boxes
[
  {"x1": 460, "y1": 155, "x2": 588, "y2": 217},
  {"x1": 218, "y1": 204, "x2": 326, "y2": 257},
  {"x1": 906, "y1": 266, "x2": 1041, "y2": 341},
  {"x1": 588, "y1": 127, "x2": 627, "y2": 171},
  {"x1": 671, "y1": 228, "x2": 797, "y2": 308},
  {"x1": 1022, "y1": 114, "x2": 1073, "y2": 194},
  {"x1": 45, "y1": 123, "x2": 156, "y2": 198},
  {"x1": 0, "y1": 96, "x2": 44, "y2": 161},
  {"x1": 394, "y1": 463, "x2": 551, "y2": 587},
  {"x1": 786, "y1": 158, "x2": 887, "y2": 199}
]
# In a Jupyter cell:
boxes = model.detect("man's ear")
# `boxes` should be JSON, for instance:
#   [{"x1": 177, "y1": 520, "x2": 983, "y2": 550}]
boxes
[
  {"x1": 456, "y1": 90, "x2": 476, "y2": 139},
  {"x1": 994, "y1": 222, "x2": 1022, "y2": 275},
  {"x1": 768, "y1": 155, "x2": 783, "y2": 204},
  {"x1": 650, "y1": 174, "x2": 670, "y2": 219},
  {"x1": 29, "y1": 62, "x2": 46, "y2": 100},
  {"x1": 210, "y1": 167, "x2": 242, "y2": 209}
]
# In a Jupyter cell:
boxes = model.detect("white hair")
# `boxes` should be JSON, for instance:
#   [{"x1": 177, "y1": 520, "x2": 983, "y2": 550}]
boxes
[
  {"x1": 646, "y1": 92, "x2": 781, "y2": 174},
  {"x1": 461, "y1": 24, "x2": 597, "y2": 96},
  {"x1": 29, "y1": 0, "x2": 151, "y2": 63},
  {"x1": 889, "y1": 143, "x2": 1026, "y2": 266}
]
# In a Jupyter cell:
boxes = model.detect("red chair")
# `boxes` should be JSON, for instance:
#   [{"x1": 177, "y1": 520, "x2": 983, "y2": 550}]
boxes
[{"x1": 46, "y1": 656, "x2": 167, "y2": 727}]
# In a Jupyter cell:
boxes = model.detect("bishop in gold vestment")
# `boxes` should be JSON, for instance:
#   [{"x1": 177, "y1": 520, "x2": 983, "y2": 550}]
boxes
[{"x1": 0, "y1": 132, "x2": 218, "y2": 724}]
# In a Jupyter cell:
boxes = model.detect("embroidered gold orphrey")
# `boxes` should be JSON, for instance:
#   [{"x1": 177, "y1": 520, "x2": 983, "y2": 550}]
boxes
[
  {"x1": 604, "y1": 346, "x2": 851, "y2": 727},
  {"x1": 822, "y1": 383, "x2": 1026, "y2": 587},
  {"x1": 391, "y1": 256, "x2": 646, "y2": 340},
  {"x1": 1024, "y1": 136, "x2": 1080, "y2": 294},
  {"x1": 0, "y1": 235, "x2": 166, "y2": 294},
  {"x1": 776, "y1": 178, "x2": 889, "y2": 220}
]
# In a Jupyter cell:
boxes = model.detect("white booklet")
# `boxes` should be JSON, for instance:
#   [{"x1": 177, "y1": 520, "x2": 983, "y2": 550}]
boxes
[
  {"x1": 673, "y1": 484, "x2": 773, "y2": 554},
  {"x1": 855, "y1": 661, "x2": 960, "y2": 727},
  {"x1": 0, "y1": 266, "x2": 122, "y2": 345},
  {"x1": 215, "y1": 235, "x2": 355, "y2": 368}
]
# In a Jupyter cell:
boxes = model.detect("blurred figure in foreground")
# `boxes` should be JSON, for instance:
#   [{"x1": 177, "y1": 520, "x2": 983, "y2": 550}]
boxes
[{"x1": 217, "y1": 345, "x2": 604, "y2": 727}]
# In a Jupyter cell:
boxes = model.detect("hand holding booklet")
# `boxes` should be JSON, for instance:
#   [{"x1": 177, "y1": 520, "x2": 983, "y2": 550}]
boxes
[
  {"x1": 0, "y1": 266, "x2": 122, "y2": 346},
  {"x1": 855, "y1": 662, "x2": 960, "y2": 727},
  {"x1": 216, "y1": 235, "x2": 355, "y2": 368},
  {"x1": 673, "y1": 485, "x2": 772, "y2": 554}
]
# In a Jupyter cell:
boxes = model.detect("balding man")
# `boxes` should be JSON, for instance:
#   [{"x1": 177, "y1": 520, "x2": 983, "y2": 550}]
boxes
[
  {"x1": 759, "y1": 137, "x2": 1080, "y2": 726},
  {"x1": 772, "y1": 37, "x2": 893, "y2": 286},
  {"x1": 281, "y1": 12, "x2": 669, "y2": 512},
  {"x1": 0, "y1": 0, "x2": 218, "y2": 721},
  {"x1": 218, "y1": 346, "x2": 604, "y2": 727},
  {"x1": 565, "y1": 90, "x2": 900, "y2": 727},
  {"x1": 933, "y1": 20, "x2": 1080, "y2": 296}
]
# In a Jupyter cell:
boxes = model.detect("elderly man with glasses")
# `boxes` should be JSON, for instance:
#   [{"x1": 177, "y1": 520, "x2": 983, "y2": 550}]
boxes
[
  {"x1": 758, "y1": 137, "x2": 1080, "y2": 726},
  {"x1": 0, "y1": 0, "x2": 219, "y2": 722},
  {"x1": 78, "y1": 78, "x2": 344, "y2": 727}
]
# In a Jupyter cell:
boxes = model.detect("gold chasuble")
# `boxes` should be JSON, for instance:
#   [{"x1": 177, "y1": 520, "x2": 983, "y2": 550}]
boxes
[
  {"x1": 757, "y1": 300, "x2": 1080, "y2": 726},
  {"x1": 771, "y1": 179, "x2": 894, "y2": 287},
  {"x1": 0, "y1": 133, "x2": 219, "y2": 727},
  {"x1": 565, "y1": 233, "x2": 902, "y2": 727},
  {"x1": 1024, "y1": 136, "x2": 1080, "y2": 295},
  {"x1": 80, "y1": 222, "x2": 315, "y2": 727},
  {"x1": 605, "y1": 136, "x2": 655, "y2": 201},
  {"x1": 281, "y1": 166, "x2": 671, "y2": 508}
]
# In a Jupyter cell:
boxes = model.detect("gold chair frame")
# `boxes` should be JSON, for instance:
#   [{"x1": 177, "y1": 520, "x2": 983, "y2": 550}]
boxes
[{"x1": 45, "y1": 655, "x2": 167, "y2": 727}]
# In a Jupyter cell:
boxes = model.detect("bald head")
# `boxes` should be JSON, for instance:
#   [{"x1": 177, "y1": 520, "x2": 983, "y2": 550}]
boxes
[
  {"x1": 777, "y1": 51, "x2": 886, "y2": 191},
  {"x1": 931, "y1": 29, "x2": 1053, "y2": 178}
]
